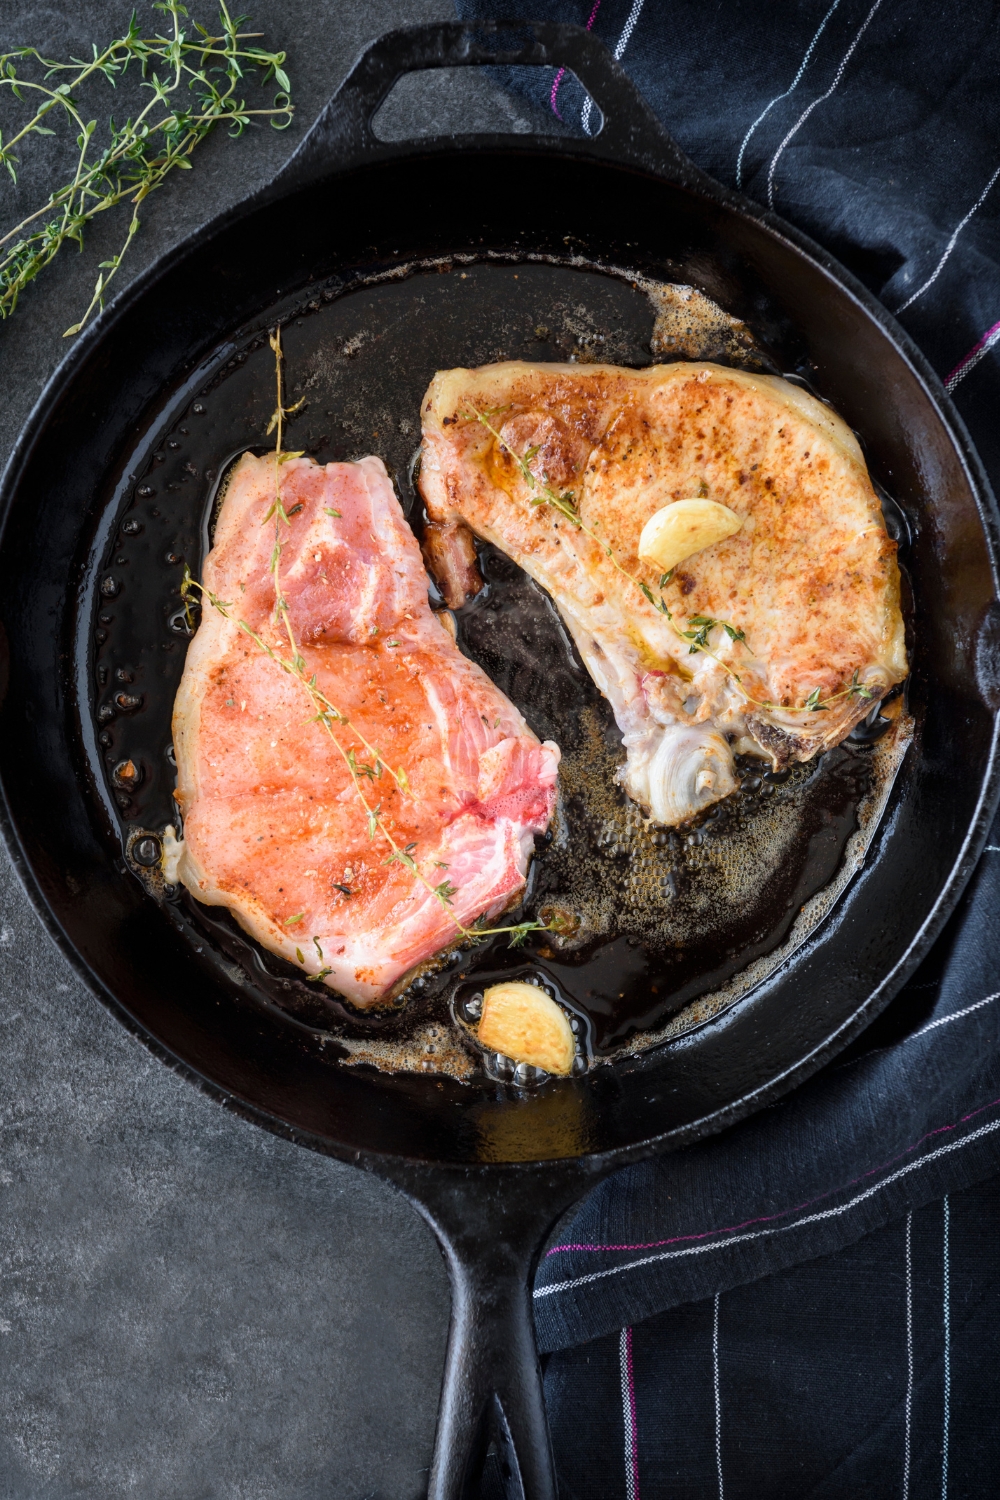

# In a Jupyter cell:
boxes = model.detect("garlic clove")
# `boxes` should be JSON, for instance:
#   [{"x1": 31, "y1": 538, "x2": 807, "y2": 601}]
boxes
[
  {"x1": 477, "y1": 980, "x2": 575, "y2": 1076},
  {"x1": 638, "y1": 499, "x2": 743, "y2": 574}
]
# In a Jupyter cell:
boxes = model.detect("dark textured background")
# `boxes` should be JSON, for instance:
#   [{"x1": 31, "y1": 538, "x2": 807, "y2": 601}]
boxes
[{"x1": 0, "y1": 5, "x2": 558, "y2": 1496}]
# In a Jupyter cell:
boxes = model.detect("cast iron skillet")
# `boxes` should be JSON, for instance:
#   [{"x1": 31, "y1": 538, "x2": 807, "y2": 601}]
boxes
[{"x1": 1, "y1": 21, "x2": 999, "y2": 1497}]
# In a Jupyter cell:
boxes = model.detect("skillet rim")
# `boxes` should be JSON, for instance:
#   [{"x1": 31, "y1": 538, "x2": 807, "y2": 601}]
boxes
[{"x1": 1, "y1": 126, "x2": 999, "y2": 1174}]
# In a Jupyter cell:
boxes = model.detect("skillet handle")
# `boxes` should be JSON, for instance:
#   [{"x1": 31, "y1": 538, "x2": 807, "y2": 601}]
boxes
[
  {"x1": 388, "y1": 1161, "x2": 598, "y2": 1500},
  {"x1": 274, "y1": 20, "x2": 705, "y2": 192},
  {"x1": 431, "y1": 1217, "x2": 554, "y2": 1499}
]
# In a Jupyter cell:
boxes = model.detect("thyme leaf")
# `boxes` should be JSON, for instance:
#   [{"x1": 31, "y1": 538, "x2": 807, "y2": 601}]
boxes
[
  {"x1": 845, "y1": 668, "x2": 874, "y2": 701},
  {"x1": 347, "y1": 748, "x2": 376, "y2": 782},
  {"x1": 682, "y1": 615, "x2": 731, "y2": 653},
  {"x1": 504, "y1": 921, "x2": 544, "y2": 949}
]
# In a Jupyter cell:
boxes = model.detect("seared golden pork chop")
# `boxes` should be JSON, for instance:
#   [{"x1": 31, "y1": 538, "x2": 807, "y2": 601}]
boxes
[
  {"x1": 171, "y1": 452, "x2": 559, "y2": 1006},
  {"x1": 419, "y1": 361, "x2": 907, "y2": 825}
]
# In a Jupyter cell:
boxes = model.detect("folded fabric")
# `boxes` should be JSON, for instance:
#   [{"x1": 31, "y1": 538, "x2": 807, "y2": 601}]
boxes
[{"x1": 542, "y1": 1177, "x2": 1000, "y2": 1497}]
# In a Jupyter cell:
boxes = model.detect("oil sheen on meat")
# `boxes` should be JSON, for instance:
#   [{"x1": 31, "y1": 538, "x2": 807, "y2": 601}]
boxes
[
  {"x1": 170, "y1": 452, "x2": 559, "y2": 1006},
  {"x1": 419, "y1": 361, "x2": 907, "y2": 826}
]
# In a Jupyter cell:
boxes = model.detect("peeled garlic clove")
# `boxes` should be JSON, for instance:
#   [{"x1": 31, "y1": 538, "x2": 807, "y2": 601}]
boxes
[
  {"x1": 477, "y1": 981, "x2": 575, "y2": 1076},
  {"x1": 638, "y1": 499, "x2": 742, "y2": 574},
  {"x1": 161, "y1": 824, "x2": 185, "y2": 884}
]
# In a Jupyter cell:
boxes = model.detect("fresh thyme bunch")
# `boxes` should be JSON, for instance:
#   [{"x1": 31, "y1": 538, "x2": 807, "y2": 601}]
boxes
[{"x1": 0, "y1": 1, "x2": 292, "y2": 335}]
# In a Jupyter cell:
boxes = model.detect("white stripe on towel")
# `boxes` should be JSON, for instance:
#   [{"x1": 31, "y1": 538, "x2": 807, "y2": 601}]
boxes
[
  {"x1": 619, "y1": 1325, "x2": 640, "y2": 1499},
  {"x1": 713, "y1": 1294, "x2": 724, "y2": 1500},
  {"x1": 735, "y1": 0, "x2": 843, "y2": 187},
  {"x1": 535, "y1": 1114, "x2": 1000, "y2": 1299},
  {"x1": 903, "y1": 1211, "x2": 913, "y2": 1500},
  {"x1": 766, "y1": 0, "x2": 885, "y2": 209},
  {"x1": 582, "y1": 0, "x2": 646, "y2": 135},
  {"x1": 897, "y1": 163, "x2": 1000, "y2": 314},
  {"x1": 942, "y1": 1196, "x2": 951, "y2": 1500}
]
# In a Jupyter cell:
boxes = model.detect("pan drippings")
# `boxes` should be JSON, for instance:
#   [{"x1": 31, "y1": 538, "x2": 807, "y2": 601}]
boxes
[{"x1": 91, "y1": 259, "x2": 911, "y2": 1077}]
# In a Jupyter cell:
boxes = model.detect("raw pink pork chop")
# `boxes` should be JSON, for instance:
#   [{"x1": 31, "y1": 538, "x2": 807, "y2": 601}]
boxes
[{"x1": 170, "y1": 451, "x2": 559, "y2": 1006}]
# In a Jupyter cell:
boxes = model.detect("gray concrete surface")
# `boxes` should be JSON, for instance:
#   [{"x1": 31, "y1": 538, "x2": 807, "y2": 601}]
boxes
[{"x1": 0, "y1": 5, "x2": 554, "y2": 1496}]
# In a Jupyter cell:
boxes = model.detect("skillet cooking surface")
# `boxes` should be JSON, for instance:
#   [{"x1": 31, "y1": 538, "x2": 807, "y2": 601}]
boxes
[
  {"x1": 99, "y1": 258, "x2": 912, "y2": 1071},
  {"x1": 0, "y1": 54, "x2": 997, "y2": 1165}
]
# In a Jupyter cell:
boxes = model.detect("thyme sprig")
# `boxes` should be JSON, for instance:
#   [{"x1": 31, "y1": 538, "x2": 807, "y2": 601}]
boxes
[
  {"x1": 0, "y1": 2, "x2": 293, "y2": 333},
  {"x1": 683, "y1": 615, "x2": 747, "y2": 654},
  {"x1": 466, "y1": 408, "x2": 875, "y2": 717},
  {"x1": 182, "y1": 331, "x2": 544, "y2": 972}
]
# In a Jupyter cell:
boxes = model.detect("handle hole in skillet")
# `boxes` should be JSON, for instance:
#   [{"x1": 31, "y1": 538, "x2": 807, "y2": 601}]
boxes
[{"x1": 371, "y1": 66, "x2": 603, "y2": 143}]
